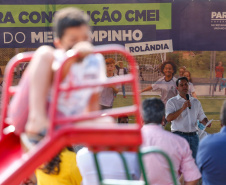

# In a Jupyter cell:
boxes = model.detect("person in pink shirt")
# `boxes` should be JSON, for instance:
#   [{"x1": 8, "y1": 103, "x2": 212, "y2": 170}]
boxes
[{"x1": 141, "y1": 98, "x2": 201, "y2": 185}]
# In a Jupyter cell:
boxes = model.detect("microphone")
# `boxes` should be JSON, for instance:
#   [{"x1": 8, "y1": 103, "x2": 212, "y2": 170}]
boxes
[{"x1": 186, "y1": 94, "x2": 191, "y2": 109}]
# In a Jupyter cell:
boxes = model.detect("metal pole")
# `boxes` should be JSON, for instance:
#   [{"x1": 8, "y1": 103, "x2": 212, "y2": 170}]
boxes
[
  {"x1": 164, "y1": 53, "x2": 166, "y2": 61},
  {"x1": 209, "y1": 51, "x2": 213, "y2": 95},
  {"x1": 119, "y1": 153, "x2": 132, "y2": 180},
  {"x1": 212, "y1": 51, "x2": 216, "y2": 96},
  {"x1": 93, "y1": 153, "x2": 103, "y2": 183}
]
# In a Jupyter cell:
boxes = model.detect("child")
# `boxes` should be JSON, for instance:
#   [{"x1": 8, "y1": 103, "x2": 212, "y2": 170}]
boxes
[
  {"x1": 141, "y1": 61, "x2": 178, "y2": 105},
  {"x1": 8, "y1": 8, "x2": 106, "y2": 144},
  {"x1": 183, "y1": 70, "x2": 198, "y2": 99},
  {"x1": 178, "y1": 66, "x2": 186, "y2": 77},
  {"x1": 99, "y1": 58, "x2": 119, "y2": 109}
]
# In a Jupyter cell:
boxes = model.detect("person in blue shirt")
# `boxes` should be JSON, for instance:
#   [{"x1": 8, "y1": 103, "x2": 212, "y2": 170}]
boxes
[{"x1": 196, "y1": 100, "x2": 226, "y2": 185}]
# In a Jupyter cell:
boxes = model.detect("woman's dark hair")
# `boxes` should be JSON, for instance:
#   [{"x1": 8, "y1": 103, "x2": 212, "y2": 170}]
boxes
[
  {"x1": 53, "y1": 7, "x2": 89, "y2": 39},
  {"x1": 160, "y1": 61, "x2": 177, "y2": 76},
  {"x1": 40, "y1": 146, "x2": 74, "y2": 175}
]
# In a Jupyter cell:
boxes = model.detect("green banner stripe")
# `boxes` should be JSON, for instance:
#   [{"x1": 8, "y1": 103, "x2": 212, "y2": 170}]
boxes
[{"x1": 0, "y1": 3, "x2": 171, "y2": 29}]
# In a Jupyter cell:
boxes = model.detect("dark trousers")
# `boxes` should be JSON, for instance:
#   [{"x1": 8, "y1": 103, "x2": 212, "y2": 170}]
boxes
[
  {"x1": 121, "y1": 85, "x2": 126, "y2": 97},
  {"x1": 174, "y1": 132, "x2": 199, "y2": 159},
  {"x1": 214, "y1": 77, "x2": 222, "y2": 91}
]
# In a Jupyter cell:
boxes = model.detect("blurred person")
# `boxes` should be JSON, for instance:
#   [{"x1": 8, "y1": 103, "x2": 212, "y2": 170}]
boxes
[
  {"x1": 77, "y1": 114, "x2": 139, "y2": 185},
  {"x1": 141, "y1": 98, "x2": 201, "y2": 185},
  {"x1": 166, "y1": 77, "x2": 209, "y2": 159},
  {"x1": 116, "y1": 61, "x2": 128, "y2": 98},
  {"x1": 140, "y1": 61, "x2": 177, "y2": 105},
  {"x1": 77, "y1": 115, "x2": 140, "y2": 185},
  {"x1": 76, "y1": 147, "x2": 140, "y2": 185},
  {"x1": 36, "y1": 147, "x2": 82, "y2": 185},
  {"x1": 196, "y1": 100, "x2": 226, "y2": 185},
  {"x1": 8, "y1": 8, "x2": 106, "y2": 143},
  {"x1": 179, "y1": 66, "x2": 186, "y2": 77},
  {"x1": 99, "y1": 58, "x2": 119, "y2": 109},
  {"x1": 214, "y1": 61, "x2": 224, "y2": 92},
  {"x1": 183, "y1": 70, "x2": 198, "y2": 99}
]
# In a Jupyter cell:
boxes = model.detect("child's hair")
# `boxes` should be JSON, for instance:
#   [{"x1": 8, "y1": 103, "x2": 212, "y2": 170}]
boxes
[
  {"x1": 184, "y1": 70, "x2": 192, "y2": 83},
  {"x1": 160, "y1": 61, "x2": 177, "y2": 76},
  {"x1": 105, "y1": 58, "x2": 115, "y2": 65},
  {"x1": 53, "y1": 7, "x2": 89, "y2": 39}
]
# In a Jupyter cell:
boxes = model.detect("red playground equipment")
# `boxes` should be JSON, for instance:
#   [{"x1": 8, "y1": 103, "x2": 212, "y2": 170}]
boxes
[{"x1": 0, "y1": 45, "x2": 177, "y2": 185}]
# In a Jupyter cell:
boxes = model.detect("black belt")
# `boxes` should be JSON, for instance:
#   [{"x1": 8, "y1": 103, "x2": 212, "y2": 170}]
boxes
[{"x1": 173, "y1": 131, "x2": 197, "y2": 136}]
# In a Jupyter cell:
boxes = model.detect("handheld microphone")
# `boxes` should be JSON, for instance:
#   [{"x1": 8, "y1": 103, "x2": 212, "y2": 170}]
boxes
[{"x1": 186, "y1": 94, "x2": 191, "y2": 109}]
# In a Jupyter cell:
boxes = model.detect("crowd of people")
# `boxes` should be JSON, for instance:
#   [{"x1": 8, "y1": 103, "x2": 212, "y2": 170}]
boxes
[{"x1": 3, "y1": 6, "x2": 225, "y2": 185}]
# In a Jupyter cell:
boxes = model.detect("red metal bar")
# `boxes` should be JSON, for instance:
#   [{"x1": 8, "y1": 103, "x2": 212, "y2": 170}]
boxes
[
  {"x1": 48, "y1": 45, "x2": 142, "y2": 136},
  {"x1": 0, "y1": 44, "x2": 143, "y2": 185},
  {"x1": 0, "y1": 52, "x2": 33, "y2": 140},
  {"x1": 54, "y1": 105, "x2": 138, "y2": 125},
  {"x1": 0, "y1": 45, "x2": 142, "y2": 139},
  {"x1": 59, "y1": 74, "x2": 134, "y2": 92},
  {"x1": 0, "y1": 124, "x2": 141, "y2": 185}
]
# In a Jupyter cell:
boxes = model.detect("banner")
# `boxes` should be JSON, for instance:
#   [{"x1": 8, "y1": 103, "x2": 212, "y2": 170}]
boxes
[
  {"x1": 0, "y1": 0, "x2": 226, "y2": 51},
  {"x1": 125, "y1": 40, "x2": 173, "y2": 55},
  {"x1": 172, "y1": 1, "x2": 226, "y2": 51}
]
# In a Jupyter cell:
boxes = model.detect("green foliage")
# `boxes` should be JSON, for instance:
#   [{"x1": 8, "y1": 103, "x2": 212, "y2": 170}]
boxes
[
  {"x1": 167, "y1": 52, "x2": 181, "y2": 66},
  {"x1": 184, "y1": 51, "x2": 211, "y2": 71},
  {"x1": 216, "y1": 51, "x2": 226, "y2": 66},
  {"x1": 166, "y1": 51, "x2": 213, "y2": 78}
]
